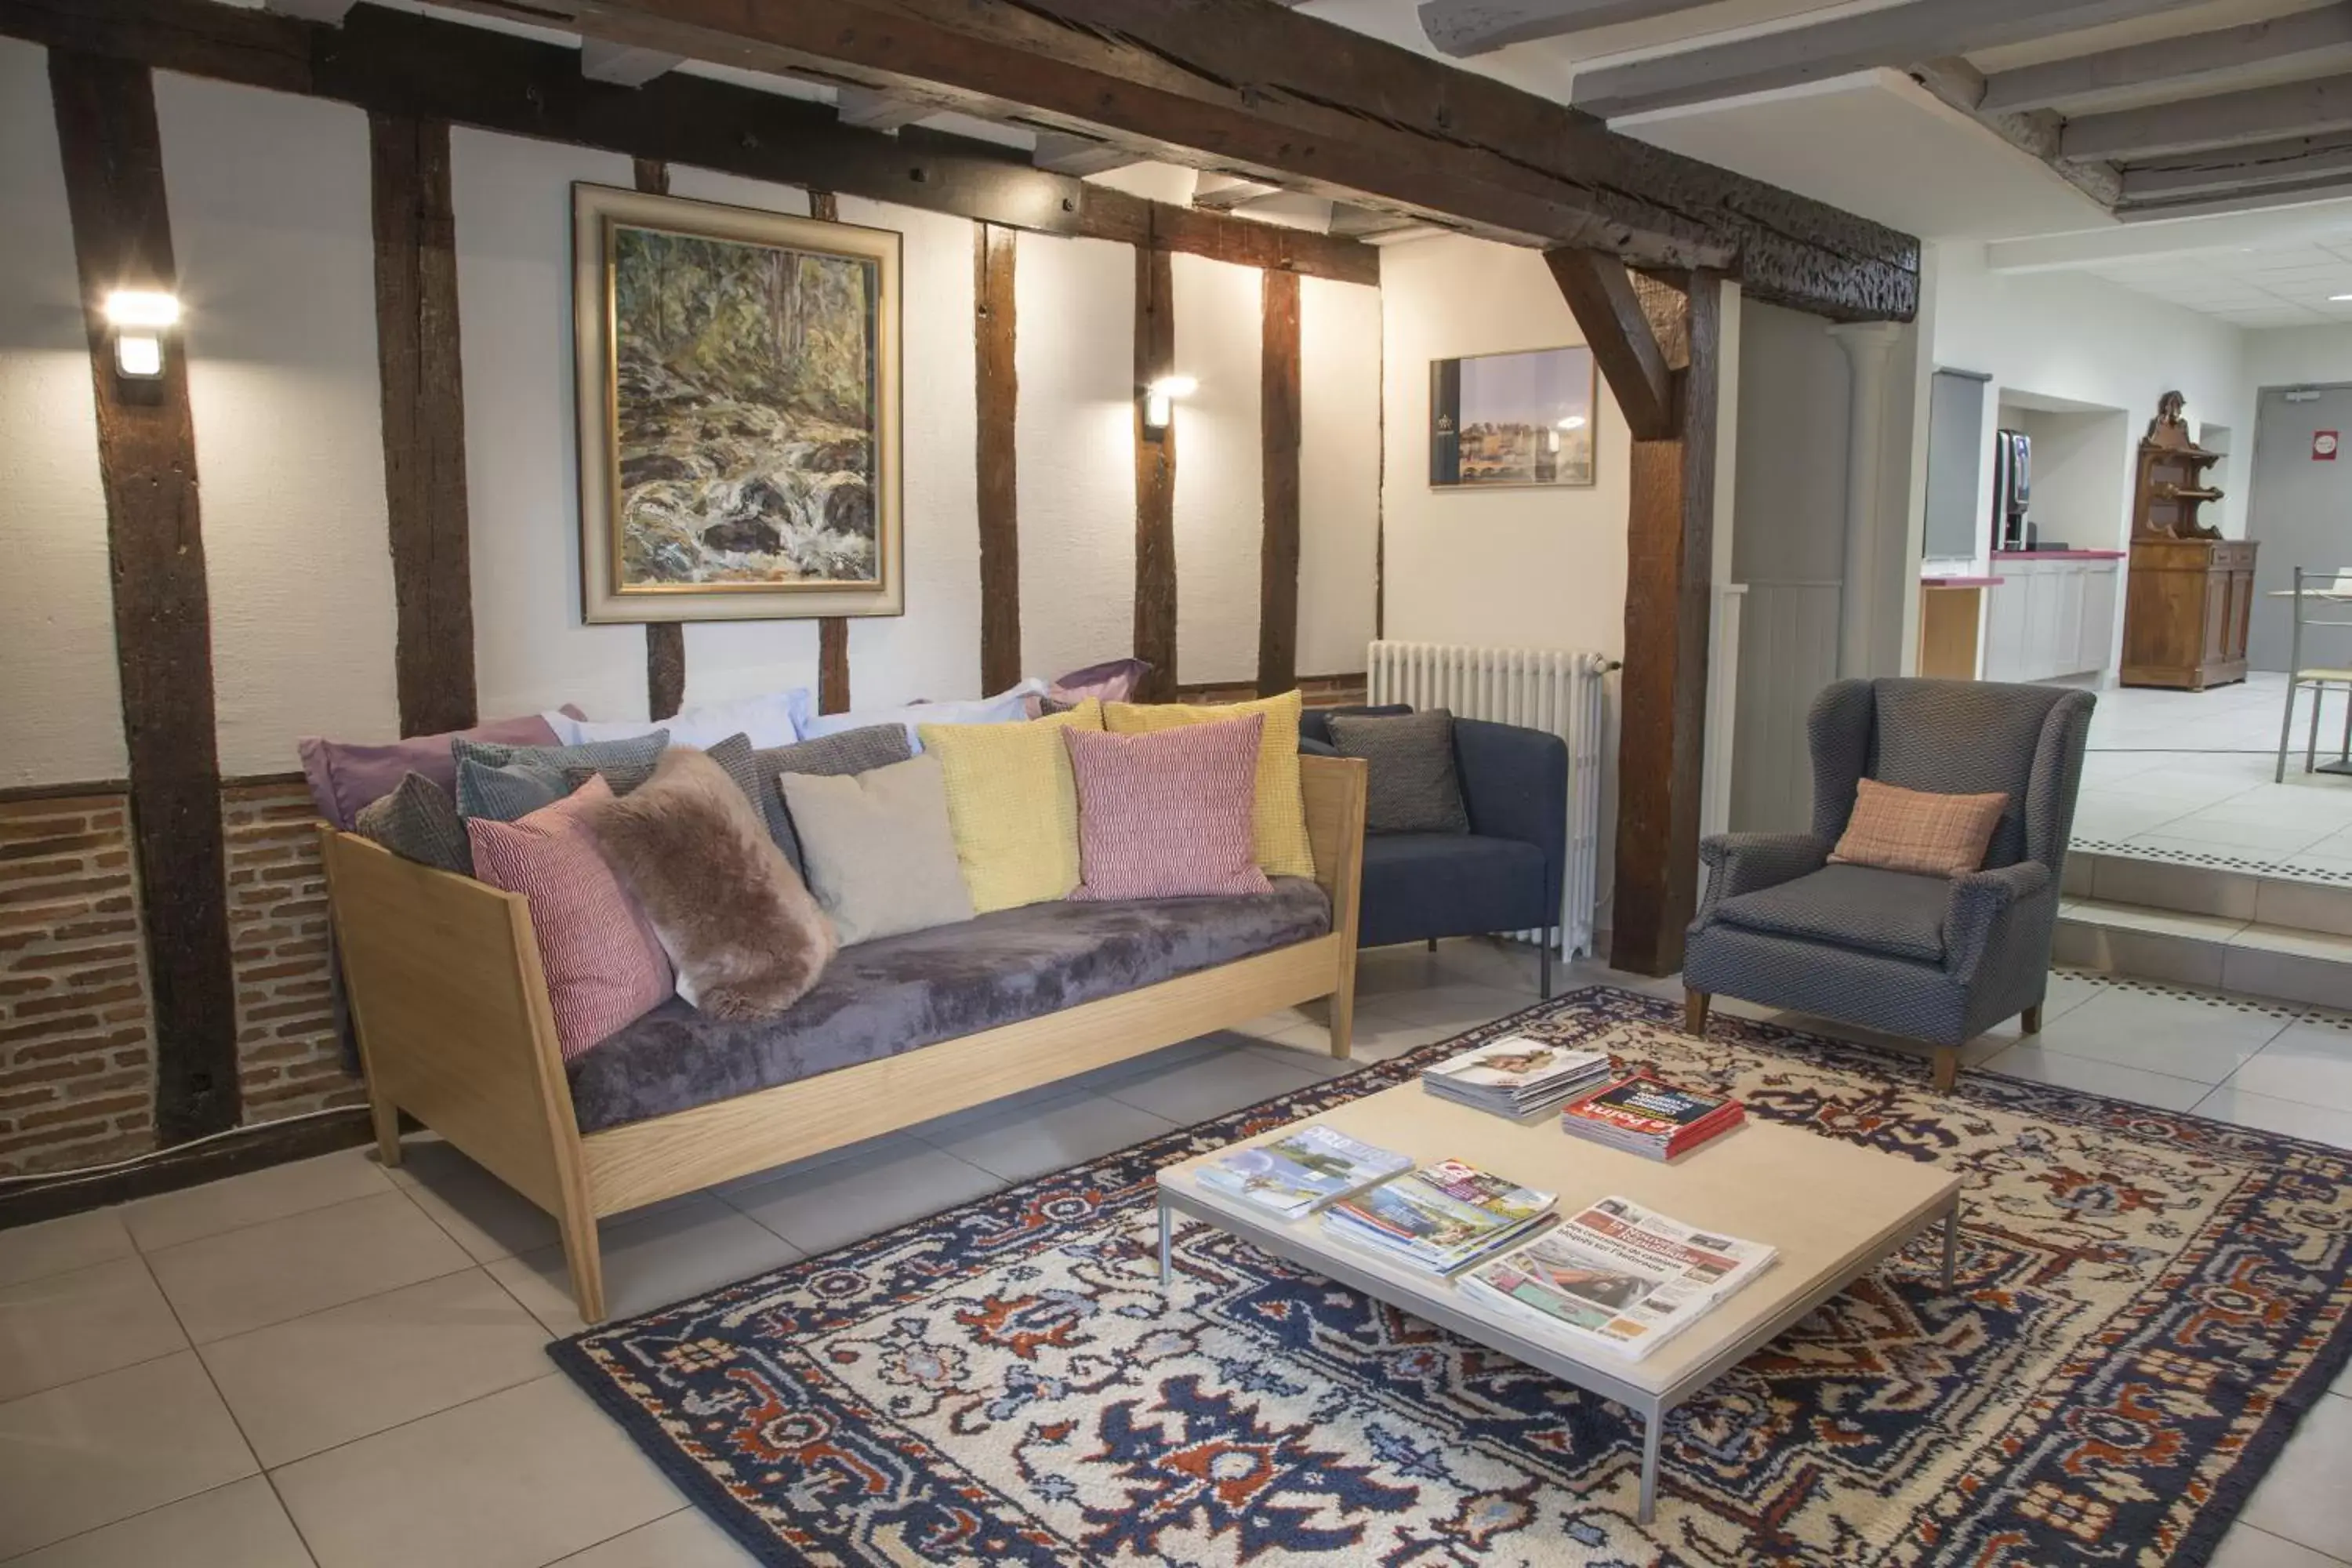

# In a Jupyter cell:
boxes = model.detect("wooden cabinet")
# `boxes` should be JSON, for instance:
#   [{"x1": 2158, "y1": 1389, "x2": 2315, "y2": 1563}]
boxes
[
  {"x1": 2120, "y1": 538, "x2": 2256, "y2": 690},
  {"x1": 1980, "y1": 557, "x2": 2122, "y2": 682}
]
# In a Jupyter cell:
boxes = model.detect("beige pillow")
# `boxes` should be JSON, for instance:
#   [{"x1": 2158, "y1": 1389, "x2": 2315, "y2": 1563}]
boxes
[
  {"x1": 779, "y1": 754, "x2": 976, "y2": 945},
  {"x1": 1829, "y1": 777, "x2": 2009, "y2": 879}
]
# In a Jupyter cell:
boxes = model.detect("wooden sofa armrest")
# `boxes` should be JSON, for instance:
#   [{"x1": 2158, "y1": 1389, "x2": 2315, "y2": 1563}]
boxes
[
  {"x1": 318, "y1": 829, "x2": 589, "y2": 1225},
  {"x1": 1298, "y1": 753, "x2": 1368, "y2": 1050}
]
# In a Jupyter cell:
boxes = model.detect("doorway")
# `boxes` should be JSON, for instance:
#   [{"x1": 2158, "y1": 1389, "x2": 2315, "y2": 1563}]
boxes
[{"x1": 2249, "y1": 384, "x2": 2352, "y2": 674}]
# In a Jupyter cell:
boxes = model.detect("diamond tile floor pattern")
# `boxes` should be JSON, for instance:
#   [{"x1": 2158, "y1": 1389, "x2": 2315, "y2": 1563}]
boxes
[{"x1": 0, "y1": 941, "x2": 2346, "y2": 1565}]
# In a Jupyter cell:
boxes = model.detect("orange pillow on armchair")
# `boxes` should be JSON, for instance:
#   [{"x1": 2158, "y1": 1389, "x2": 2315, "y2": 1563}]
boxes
[{"x1": 1828, "y1": 778, "x2": 2009, "y2": 879}]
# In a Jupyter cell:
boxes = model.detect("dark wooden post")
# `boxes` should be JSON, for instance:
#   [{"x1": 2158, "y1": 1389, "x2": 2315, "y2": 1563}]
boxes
[
  {"x1": 1258, "y1": 267, "x2": 1301, "y2": 698},
  {"x1": 51, "y1": 49, "x2": 242, "y2": 1142},
  {"x1": 808, "y1": 189, "x2": 852, "y2": 713},
  {"x1": 975, "y1": 222, "x2": 1022, "y2": 693},
  {"x1": 1133, "y1": 241, "x2": 1178, "y2": 702},
  {"x1": 372, "y1": 112, "x2": 478, "y2": 736},
  {"x1": 630, "y1": 158, "x2": 687, "y2": 720}
]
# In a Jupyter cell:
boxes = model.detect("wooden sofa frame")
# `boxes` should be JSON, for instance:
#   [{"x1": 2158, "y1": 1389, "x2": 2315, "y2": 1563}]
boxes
[{"x1": 318, "y1": 754, "x2": 1367, "y2": 1324}]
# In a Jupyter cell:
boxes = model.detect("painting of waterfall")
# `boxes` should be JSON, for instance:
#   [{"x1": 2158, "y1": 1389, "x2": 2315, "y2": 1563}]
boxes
[{"x1": 572, "y1": 183, "x2": 903, "y2": 622}]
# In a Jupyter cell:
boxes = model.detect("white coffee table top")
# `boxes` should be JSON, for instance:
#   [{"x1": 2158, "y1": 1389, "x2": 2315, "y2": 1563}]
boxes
[{"x1": 1157, "y1": 1080, "x2": 1961, "y2": 1402}]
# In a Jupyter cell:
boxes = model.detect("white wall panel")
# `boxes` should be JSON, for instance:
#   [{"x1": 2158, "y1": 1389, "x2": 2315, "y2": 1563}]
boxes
[
  {"x1": 0, "y1": 39, "x2": 125, "y2": 787},
  {"x1": 1298, "y1": 276, "x2": 1381, "y2": 676},
  {"x1": 1172, "y1": 253, "x2": 1263, "y2": 687},
  {"x1": 158, "y1": 72, "x2": 397, "y2": 775}
]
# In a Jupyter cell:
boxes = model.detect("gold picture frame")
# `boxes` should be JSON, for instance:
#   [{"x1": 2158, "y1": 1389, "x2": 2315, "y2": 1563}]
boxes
[
  {"x1": 572, "y1": 182, "x2": 904, "y2": 623},
  {"x1": 1428, "y1": 343, "x2": 1597, "y2": 490}
]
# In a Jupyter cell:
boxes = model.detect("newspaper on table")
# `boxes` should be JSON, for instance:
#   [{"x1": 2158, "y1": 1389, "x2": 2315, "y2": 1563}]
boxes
[{"x1": 1459, "y1": 1194, "x2": 1777, "y2": 1361}]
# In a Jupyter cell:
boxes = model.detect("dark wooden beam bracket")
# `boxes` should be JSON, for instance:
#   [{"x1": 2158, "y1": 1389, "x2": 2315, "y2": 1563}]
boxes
[
  {"x1": 808, "y1": 187, "x2": 852, "y2": 715},
  {"x1": 630, "y1": 156, "x2": 687, "y2": 720},
  {"x1": 372, "y1": 111, "x2": 479, "y2": 737},
  {"x1": 1133, "y1": 242, "x2": 1178, "y2": 703},
  {"x1": 975, "y1": 222, "x2": 1022, "y2": 694},
  {"x1": 1544, "y1": 247, "x2": 1673, "y2": 441},
  {"x1": 50, "y1": 49, "x2": 243, "y2": 1144},
  {"x1": 1257, "y1": 267, "x2": 1301, "y2": 699}
]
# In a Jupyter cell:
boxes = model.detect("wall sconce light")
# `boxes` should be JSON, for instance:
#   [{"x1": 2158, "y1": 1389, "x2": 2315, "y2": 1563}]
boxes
[
  {"x1": 1142, "y1": 374, "x2": 1196, "y2": 436},
  {"x1": 103, "y1": 289, "x2": 180, "y2": 381}
]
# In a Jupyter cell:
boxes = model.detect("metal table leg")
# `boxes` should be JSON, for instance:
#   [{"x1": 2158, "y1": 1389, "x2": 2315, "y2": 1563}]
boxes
[
  {"x1": 1941, "y1": 1194, "x2": 1960, "y2": 1292},
  {"x1": 1158, "y1": 1196, "x2": 1173, "y2": 1285},
  {"x1": 1638, "y1": 1406, "x2": 1664, "y2": 1524}
]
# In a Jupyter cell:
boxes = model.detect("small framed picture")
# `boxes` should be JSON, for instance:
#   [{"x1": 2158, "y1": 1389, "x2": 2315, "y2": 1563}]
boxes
[{"x1": 1428, "y1": 344, "x2": 1597, "y2": 488}]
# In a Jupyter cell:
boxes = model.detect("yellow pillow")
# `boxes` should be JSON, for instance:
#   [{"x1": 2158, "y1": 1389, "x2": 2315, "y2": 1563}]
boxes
[
  {"x1": 1102, "y1": 690, "x2": 1314, "y2": 879},
  {"x1": 917, "y1": 700, "x2": 1103, "y2": 913}
]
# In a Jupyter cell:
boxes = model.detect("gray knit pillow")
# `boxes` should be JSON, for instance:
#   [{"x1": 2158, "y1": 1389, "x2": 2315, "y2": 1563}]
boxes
[
  {"x1": 572, "y1": 734, "x2": 771, "y2": 822},
  {"x1": 353, "y1": 771, "x2": 472, "y2": 876},
  {"x1": 1328, "y1": 709, "x2": 1470, "y2": 835},
  {"x1": 750, "y1": 724, "x2": 916, "y2": 871},
  {"x1": 452, "y1": 730, "x2": 670, "y2": 797}
]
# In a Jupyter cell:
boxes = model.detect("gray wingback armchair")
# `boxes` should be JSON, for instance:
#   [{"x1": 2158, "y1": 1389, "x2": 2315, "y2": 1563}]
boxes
[{"x1": 1682, "y1": 678, "x2": 2095, "y2": 1092}]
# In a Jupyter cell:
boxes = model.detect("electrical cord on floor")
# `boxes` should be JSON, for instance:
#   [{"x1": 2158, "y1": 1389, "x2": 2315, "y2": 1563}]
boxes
[{"x1": 0, "y1": 1105, "x2": 359, "y2": 1190}]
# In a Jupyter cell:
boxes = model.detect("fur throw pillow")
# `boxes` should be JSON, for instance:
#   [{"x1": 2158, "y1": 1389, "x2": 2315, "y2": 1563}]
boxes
[{"x1": 583, "y1": 747, "x2": 837, "y2": 1020}]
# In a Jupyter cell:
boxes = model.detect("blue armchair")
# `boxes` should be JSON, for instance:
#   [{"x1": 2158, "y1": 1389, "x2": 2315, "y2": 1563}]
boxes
[
  {"x1": 1682, "y1": 678, "x2": 2094, "y2": 1092},
  {"x1": 1301, "y1": 707, "x2": 1568, "y2": 995}
]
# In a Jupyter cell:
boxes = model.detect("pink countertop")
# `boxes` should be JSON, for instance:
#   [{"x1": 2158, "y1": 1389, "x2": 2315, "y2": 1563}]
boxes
[
  {"x1": 1991, "y1": 550, "x2": 2128, "y2": 561},
  {"x1": 1920, "y1": 575, "x2": 2004, "y2": 588}
]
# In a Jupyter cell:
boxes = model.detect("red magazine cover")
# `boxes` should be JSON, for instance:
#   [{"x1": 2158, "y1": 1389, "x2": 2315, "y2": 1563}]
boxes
[{"x1": 1563, "y1": 1076, "x2": 1739, "y2": 1141}]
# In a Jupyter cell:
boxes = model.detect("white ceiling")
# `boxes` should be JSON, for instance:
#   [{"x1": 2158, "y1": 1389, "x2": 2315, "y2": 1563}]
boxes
[{"x1": 2076, "y1": 242, "x2": 2352, "y2": 327}]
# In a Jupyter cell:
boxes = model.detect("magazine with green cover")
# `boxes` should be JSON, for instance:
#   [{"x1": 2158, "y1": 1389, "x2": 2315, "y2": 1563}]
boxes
[{"x1": 1320, "y1": 1158, "x2": 1556, "y2": 1268}]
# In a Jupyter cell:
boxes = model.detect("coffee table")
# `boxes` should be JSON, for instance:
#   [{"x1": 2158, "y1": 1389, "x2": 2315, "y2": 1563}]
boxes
[{"x1": 1155, "y1": 1082, "x2": 1962, "y2": 1523}]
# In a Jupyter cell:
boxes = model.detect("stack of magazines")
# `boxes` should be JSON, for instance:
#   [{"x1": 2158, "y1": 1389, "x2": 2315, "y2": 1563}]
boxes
[
  {"x1": 1460, "y1": 1196, "x2": 1777, "y2": 1361},
  {"x1": 1194, "y1": 1125, "x2": 1411, "y2": 1219},
  {"x1": 1320, "y1": 1158, "x2": 1557, "y2": 1275},
  {"x1": 1421, "y1": 1036, "x2": 1615, "y2": 1120},
  {"x1": 1559, "y1": 1076, "x2": 1744, "y2": 1160}
]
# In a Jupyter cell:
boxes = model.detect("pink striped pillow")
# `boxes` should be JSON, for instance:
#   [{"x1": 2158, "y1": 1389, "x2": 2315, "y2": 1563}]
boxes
[
  {"x1": 1062, "y1": 714, "x2": 1273, "y2": 901},
  {"x1": 466, "y1": 775, "x2": 673, "y2": 1060}
]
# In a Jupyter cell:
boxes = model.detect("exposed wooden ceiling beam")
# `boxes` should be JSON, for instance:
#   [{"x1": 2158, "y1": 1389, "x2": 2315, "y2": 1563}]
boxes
[
  {"x1": 1192, "y1": 172, "x2": 1284, "y2": 211},
  {"x1": 532, "y1": 0, "x2": 1917, "y2": 321},
  {"x1": 2063, "y1": 72, "x2": 2352, "y2": 162},
  {"x1": 1327, "y1": 202, "x2": 1430, "y2": 238},
  {"x1": 1029, "y1": 131, "x2": 1142, "y2": 176},
  {"x1": 1909, "y1": 58, "x2": 2122, "y2": 208},
  {"x1": 2120, "y1": 133, "x2": 2352, "y2": 201},
  {"x1": 1544, "y1": 247, "x2": 1672, "y2": 440},
  {"x1": 579, "y1": 38, "x2": 681, "y2": 86},
  {"x1": 833, "y1": 85, "x2": 932, "y2": 131},
  {"x1": 1981, "y1": 4, "x2": 2352, "y2": 115},
  {"x1": 1572, "y1": 0, "x2": 2217, "y2": 120},
  {"x1": 1418, "y1": 0, "x2": 1719, "y2": 57},
  {"x1": 262, "y1": 0, "x2": 354, "y2": 20},
  {"x1": 2118, "y1": 172, "x2": 2352, "y2": 220}
]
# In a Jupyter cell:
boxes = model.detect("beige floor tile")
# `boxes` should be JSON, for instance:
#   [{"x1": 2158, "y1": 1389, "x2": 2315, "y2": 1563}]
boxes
[
  {"x1": 551, "y1": 1507, "x2": 757, "y2": 1566},
  {"x1": 122, "y1": 1149, "x2": 393, "y2": 1254},
  {"x1": 2194, "y1": 1087, "x2": 2352, "y2": 1150},
  {"x1": 2241, "y1": 1391, "x2": 2352, "y2": 1559},
  {"x1": 723, "y1": 1145, "x2": 1003, "y2": 1265},
  {"x1": 146, "y1": 1191, "x2": 470, "y2": 1345},
  {"x1": 2024, "y1": 985, "x2": 2293, "y2": 1084},
  {"x1": 0, "y1": 1350, "x2": 256, "y2": 1560},
  {"x1": 199, "y1": 1268, "x2": 552, "y2": 1467},
  {"x1": 0, "y1": 1210, "x2": 135, "y2": 1290},
  {"x1": 2230, "y1": 1020, "x2": 2352, "y2": 1113},
  {"x1": 1334, "y1": 1012, "x2": 1463, "y2": 1062},
  {"x1": 1368, "y1": 982, "x2": 1536, "y2": 1031},
  {"x1": 2206, "y1": 1523, "x2": 2347, "y2": 1568},
  {"x1": 272, "y1": 1374, "x2": 681, "y2": 1568},
  {"x1": 919, "y1": 1090, "x2": 1175, "y2": 1183},
  {"x1": 1237, "y1": 1027, "x2": 1362, "y2": 1078},
  {"x1": 0, "y1": 1255, "x2": 186, "y2": 1403},
  {"x1": 1097, "y1": 1038, "x2": 1330, "y2": 1126},
  {"x1": 1977, "y1": 1045, "x2": 2212, "y2": 1112},
  {"x1": 4, "y1": 1476, "x2": 313, "y2": 1568},
  {"x1": 383, "y1": 1137, "x2": 562, "y2": 1264},
  {"x1": 2091, "y1": 855, "x2": 2262, "y2": 920},
  {"x1": 490, "y1": 1194, "x2": 804, "y2": 1337}
]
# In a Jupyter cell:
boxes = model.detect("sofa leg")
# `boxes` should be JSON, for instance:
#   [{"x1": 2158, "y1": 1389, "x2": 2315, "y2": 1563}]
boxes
[
  {"x1": 560, "y1": 1202, "x2": 607, "y2": 1327},
  {"x1": 2021, "y1": 1004, "x2": 2042, "y2": 1036},
  {"x1": 368, "y1": 1091, "x2": 401, "y2": 1171},
  {"x1": 1685, "y1": 990, "x2": 1710, "y2": 1037},
  {"x1": 1426, "y1": 937, "x2": 1438, "y2": 953},
  {"x1": 1328, "y1": 985, "x2": 1356, "y2": 1062},
  {"x1": 1933, "y1": 1046, "x2": 1959, "y2": 1094}
]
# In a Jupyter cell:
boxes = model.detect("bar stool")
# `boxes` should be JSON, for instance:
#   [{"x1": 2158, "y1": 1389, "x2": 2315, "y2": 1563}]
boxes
[{"x1": 2274, "y1": 566, "x2": 2352, "y2": 782}]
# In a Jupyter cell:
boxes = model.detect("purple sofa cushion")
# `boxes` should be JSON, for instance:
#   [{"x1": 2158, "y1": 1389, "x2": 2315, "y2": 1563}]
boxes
[{"x1": 299, "y1": 708, "x2": 583, "y2": 829}]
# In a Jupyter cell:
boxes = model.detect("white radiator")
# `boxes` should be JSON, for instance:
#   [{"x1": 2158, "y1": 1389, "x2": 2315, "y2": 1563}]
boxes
[{"x1": 1367, "y1": 641, "x2": 1613, "y2": 956}]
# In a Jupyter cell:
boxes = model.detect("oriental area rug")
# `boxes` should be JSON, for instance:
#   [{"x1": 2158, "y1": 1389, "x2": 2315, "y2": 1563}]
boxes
[{"x1": 551, "y1": 987, "x2": 2352, "y2": 1566}]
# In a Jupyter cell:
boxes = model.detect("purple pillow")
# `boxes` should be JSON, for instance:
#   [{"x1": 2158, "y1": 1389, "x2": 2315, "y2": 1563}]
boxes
[
  {"x1": 1049, "y1": 657, "x2": 1152, "y2": 706},
  {"x1": 299, "y1": 708, "x2": 583, "y2": 829}
]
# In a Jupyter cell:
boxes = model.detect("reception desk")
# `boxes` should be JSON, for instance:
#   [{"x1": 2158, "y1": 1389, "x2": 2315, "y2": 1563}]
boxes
[{"x1": 1917, "y1": 575, "x2": 2002, "y2": 679}]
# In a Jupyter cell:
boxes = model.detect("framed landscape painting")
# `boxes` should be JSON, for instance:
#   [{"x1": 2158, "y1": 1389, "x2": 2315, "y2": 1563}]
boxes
[
  {"x1": 1428, "y1": 344, "x2": 1597, "y2": 488},
  {"x1": 572, "y1": 183, "x2": 902, "y2": 622}
]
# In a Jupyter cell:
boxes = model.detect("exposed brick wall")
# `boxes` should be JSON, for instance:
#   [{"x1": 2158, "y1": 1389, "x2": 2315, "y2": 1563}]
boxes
[
  {"x1": 223, "y1": 782, "x2": 363, "y2": 1125},
  {"x1": 0, "y1": 796, "x2": 158, "y2": 1177}
]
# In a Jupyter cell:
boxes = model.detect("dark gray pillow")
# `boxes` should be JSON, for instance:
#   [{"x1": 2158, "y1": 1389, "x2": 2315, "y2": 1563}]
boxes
[
  {"x1": 455, "y1": 755, "x2": 572, "y2": 822},
  {"x1": 452, "y1": 730, "x2": 669, "y2": 798},
  {"x1": 750, "y1": 724, "x2": 916, "y2": 871},
  {"x1": 1328, "y1": 709, "x2": 1470, "y2": 835},
  {"x1": 353, "y1": 771, "x2": 471, "y2": 876}
]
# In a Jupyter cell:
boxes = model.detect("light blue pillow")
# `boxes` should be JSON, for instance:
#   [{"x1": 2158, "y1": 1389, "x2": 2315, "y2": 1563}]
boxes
[
  {"x1": 797, "y1": 680, "x2": 1044, "y2": 753},
  {"x1": 541, "y1": 689, "x2": 809, "y2": 749}
]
